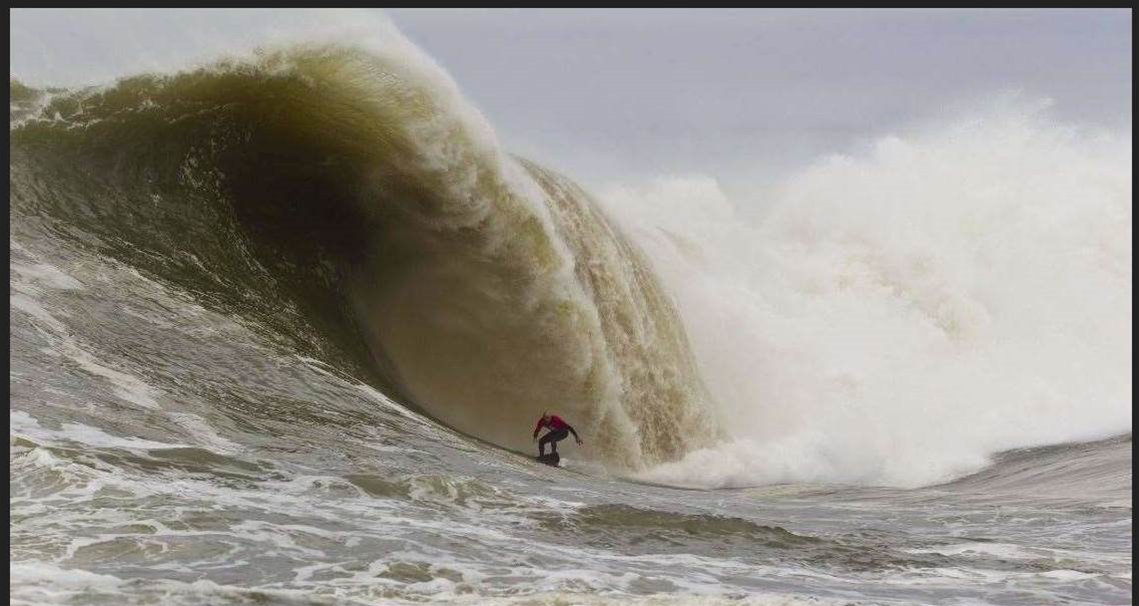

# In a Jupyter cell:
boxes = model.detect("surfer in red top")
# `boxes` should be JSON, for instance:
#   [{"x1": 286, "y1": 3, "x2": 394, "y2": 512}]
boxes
[{"x1": 532, "y1": 412, "x2": 582, "y2": 457}]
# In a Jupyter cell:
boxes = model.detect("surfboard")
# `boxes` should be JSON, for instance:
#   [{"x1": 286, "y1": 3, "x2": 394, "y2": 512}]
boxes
[{"x1": 535, "y1": 452, "x2": 560, "y2": 466}]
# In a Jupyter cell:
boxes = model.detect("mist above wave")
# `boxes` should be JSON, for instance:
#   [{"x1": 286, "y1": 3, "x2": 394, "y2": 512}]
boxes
[{"x1": 610, "y1": 105, "x2": 1132, "y2": 488}]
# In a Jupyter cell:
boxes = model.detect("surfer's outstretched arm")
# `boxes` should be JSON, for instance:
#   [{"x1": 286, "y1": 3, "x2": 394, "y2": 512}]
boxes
[{"x1": 566, "y1": 424, "x2": 582, "y2": 445}]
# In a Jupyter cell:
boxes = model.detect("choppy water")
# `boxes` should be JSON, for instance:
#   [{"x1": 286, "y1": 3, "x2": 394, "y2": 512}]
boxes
[
  {"x1": 10, "y1": 22, "x2": 1133, "y2": 606},
  {"x1": 8, "y1": 228, "x2": 1134, "y2": 604}
]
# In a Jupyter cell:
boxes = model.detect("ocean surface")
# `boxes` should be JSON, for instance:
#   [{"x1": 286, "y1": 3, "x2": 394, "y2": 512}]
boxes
[{"x1": 10, "y1": 27, "x2": 1132, "y2": 606}]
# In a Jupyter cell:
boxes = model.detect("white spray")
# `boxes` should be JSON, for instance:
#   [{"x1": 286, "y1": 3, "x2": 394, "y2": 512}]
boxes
[{"x1": 606, "y1": 104, "x2": 1132, "y2": 488}]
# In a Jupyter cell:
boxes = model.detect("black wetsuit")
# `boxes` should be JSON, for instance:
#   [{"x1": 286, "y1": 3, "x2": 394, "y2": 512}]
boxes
[
  {"x1": 533, "y1": 415, "x2": 579, "y2": 456},
  {"x1": 538, "y1": 428, "x2": 569, "y2": 455}
]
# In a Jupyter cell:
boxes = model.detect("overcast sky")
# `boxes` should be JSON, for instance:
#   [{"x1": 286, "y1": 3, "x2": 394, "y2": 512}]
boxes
[{"x1": 11, "y1": 9, "x2": 1132, "y2": 190}]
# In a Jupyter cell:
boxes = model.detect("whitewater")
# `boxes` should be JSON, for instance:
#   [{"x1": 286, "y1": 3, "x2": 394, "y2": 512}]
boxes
[{"x1": 10, "y1": 11, "x2": 1132, "y2": 606}]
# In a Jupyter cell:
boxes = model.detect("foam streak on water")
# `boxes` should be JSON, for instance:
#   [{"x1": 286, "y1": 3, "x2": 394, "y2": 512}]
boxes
[
  {"x1": 9, "y1": 188, "x2": 1133, "y2": 605},
  {"x1": 9, "y1": 13, "x2": 1132, "y2": 605}
]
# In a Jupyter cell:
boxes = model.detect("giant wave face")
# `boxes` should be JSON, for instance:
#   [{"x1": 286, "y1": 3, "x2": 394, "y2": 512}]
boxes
[
  {"x1": 10, "y1": 21, "x2": 1131, "y2": 492},
  {"x1": 9, "y1": 43, "x2": 721, "y2": 469}
]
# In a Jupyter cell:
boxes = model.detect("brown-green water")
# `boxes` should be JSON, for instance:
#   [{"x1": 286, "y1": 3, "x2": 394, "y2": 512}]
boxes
[{"x1": 9, "y1": 38, "x2": 1132, "y2": 606}]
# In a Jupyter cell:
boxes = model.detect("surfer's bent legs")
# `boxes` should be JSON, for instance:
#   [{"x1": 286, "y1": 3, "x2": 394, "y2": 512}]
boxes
[{"x1": 539, "y1": 428, "x2": 569, "y2": 456}]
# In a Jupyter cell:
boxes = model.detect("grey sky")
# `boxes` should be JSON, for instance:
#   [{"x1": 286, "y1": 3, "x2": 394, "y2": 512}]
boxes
[
  {"x1": 11, "y1": 9, "x2": 1132, "y2": 191},
  {"x1": 385, "y1": 9, "x2": 1130, "y2": 188}
]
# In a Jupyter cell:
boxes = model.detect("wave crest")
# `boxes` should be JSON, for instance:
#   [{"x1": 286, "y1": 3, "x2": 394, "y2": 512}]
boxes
[{"x1": 9, "y1": 42, "x2": 720, "y2": 467}]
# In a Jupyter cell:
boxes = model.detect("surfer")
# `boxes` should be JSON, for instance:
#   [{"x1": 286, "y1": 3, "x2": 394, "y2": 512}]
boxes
[{"x1": 532, "y1": 412, "x2": 582, "y2": 457}]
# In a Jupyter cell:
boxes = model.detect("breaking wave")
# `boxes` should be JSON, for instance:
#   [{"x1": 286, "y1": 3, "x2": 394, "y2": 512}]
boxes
[{"x1": 10, "y1": 39, "x2": 719, "y2": 469}]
